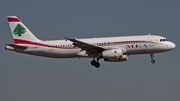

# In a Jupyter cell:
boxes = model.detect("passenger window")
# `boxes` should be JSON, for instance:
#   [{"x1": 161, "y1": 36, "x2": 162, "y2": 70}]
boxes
[{"x1": 160, "y1": 39, "x2": 162, "y2": 42}]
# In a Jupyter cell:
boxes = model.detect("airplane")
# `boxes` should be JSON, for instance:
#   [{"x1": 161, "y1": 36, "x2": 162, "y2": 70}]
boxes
[{"x1": 5, "y1": 16, "x2": 176, "y2": 68}]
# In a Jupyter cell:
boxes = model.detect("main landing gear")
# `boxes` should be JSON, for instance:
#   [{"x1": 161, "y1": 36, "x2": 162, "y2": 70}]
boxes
[
  {"x1": 91, "y1": 58, "x2": 100, "y2": 68},
  {"x1": 150, "y1": 54, "x2": 155, "y2": 63}
]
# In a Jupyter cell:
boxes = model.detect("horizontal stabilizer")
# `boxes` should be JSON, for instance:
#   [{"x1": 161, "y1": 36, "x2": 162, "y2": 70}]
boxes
[{"x1": 6, "y1": 44, "x2": 28, "y2": 50}]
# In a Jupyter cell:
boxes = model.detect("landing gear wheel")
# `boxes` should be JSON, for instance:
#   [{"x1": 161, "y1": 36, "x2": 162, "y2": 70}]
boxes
[
  {"x1": 91, "y1": 57, "x2": 101, "y2": 68},
  {"x1": 91, "y1": 60, "x2": 96, "y2": 66},
  {"x1": 150, "y1": 54, "x2": 155, "y2": 64},
  {"x1": 151, "y1": 59, "x2": 155, "y2": 63},
  {"x1": 95, "y1": 62, "x2": 100, "y2": 68}
]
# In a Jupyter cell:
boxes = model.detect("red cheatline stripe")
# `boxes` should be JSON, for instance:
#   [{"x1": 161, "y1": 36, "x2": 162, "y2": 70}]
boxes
[
  {"x1": 8, "y1": 17, "x2": 20, "y2": 22},
  {"x1": 14, "y1": 39, "x2": 40, "y2": 45},
  {"x1": 13, "y1": 39, "x2": 79, "y2": 49}
]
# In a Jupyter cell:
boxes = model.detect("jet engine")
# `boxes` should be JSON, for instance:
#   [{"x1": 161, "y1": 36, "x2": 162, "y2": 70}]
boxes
[
  {"x1": 104, "y1": 55, "x2": 128, "y2": 62},
  {"x1": 102, "y1": 48, "x2": 128, "y2": 62},
  {"x1": 102, "y1": 49, "x2": 124, "y2": 59}
]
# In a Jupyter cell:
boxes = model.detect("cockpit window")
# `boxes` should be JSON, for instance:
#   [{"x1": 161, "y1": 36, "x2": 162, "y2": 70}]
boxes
[{"x1": 160, "y1": 39, "x2": 168, "y2": 42}]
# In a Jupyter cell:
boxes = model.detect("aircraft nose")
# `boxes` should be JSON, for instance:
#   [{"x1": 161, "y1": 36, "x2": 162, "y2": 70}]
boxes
[{"x1": 169, "y1": 42, "x2": 176, "y2": 49}]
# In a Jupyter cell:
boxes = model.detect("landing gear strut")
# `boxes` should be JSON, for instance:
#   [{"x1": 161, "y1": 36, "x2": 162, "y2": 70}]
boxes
[
  {"x1": 150, "y1": 54, "x2": 155, "y2": 63},
  {"x1": 91, "y1": 58, "x2": 100, "y2": 68}
]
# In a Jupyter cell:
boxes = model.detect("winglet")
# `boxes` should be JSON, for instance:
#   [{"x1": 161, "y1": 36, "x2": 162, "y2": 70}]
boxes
[
  {"x1": 64, "y1": 36, "x2": 69, "y2": 41},
  {"x1": 64, "y1": 36, "x2": 68, "y2": 39}
]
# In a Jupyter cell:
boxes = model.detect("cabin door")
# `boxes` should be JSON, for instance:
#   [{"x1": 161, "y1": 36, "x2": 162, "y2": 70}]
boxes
[
  {"x1": 38, "y1": 43, "x2": 43, "y2": 53},
  {"x1": 149, "y1": 36, "x2": 154, "y2": 41},
  {"x1": 149, "y1": 35, "x2": 154, "y2": 47}
]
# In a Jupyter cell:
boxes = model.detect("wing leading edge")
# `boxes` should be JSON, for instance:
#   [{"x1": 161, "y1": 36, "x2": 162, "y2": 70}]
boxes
[{"x1": 66, "y1": 37, "x2": 104, "y2": 50}]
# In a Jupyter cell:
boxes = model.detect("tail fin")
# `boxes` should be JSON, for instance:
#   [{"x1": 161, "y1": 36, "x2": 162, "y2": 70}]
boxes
[{"x1": 7, "y1": 16, "x2": 40, "y2": 44}]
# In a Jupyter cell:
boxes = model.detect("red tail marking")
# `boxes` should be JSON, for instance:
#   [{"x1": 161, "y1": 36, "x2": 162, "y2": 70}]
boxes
[{"x1": 8, "y1": 17, "x2": 20, "y2": 22}]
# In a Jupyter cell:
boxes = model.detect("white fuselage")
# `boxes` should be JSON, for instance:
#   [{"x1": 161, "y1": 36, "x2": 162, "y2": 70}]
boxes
[
  {"x1": 6, "y1": 16, "x2": 176, "y2": 68},
  {"x1": 6, "y1": 35, "x2": 176, "y2": 58}
]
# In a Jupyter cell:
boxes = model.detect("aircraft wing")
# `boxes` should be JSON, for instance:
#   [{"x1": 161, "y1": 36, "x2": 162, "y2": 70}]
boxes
[
  {"x1": 66, "y1": 37, "x2": 104, "y2": 50},
  {"x1": 6, "y1": 44, "x2": 28, "y2": 50}
]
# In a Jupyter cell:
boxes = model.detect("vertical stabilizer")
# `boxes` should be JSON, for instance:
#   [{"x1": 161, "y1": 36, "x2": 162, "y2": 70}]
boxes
[{"x1": 7, "y1": 16, "x2": 40, "y2": 44}]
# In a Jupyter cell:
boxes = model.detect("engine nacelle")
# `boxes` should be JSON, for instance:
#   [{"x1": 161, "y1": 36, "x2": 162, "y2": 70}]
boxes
[
  {"x1": 104, "y1": 55, "x2": 128, "y2": 62},
  {"x1": 102, "y1": 49, "x2": 124, "y2": 59},
  {"x1": 102, "y1": 48, "x2": 128, "y2": 62}
]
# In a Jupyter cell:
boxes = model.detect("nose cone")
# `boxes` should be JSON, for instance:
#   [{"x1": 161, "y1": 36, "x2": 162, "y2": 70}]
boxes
[{"x1": 169, "y1": 42, "x2": 176, "y2": 49}]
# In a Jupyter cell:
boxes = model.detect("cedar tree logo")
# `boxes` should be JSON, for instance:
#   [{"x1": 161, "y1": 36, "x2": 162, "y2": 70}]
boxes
[{"x1": 13, "y1": 24, "x2": 26, "y2": 36}]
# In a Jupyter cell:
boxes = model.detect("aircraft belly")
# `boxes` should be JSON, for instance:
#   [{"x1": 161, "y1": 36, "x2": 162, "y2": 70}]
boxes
[{"x1": 43, "y1": 47, "x2": 80, "y2": 58}]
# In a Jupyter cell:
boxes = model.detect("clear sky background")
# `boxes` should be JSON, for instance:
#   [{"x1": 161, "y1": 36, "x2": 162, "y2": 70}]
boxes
[{"x1": 0, "y1": 0, "x2": 180, "y2": 101}]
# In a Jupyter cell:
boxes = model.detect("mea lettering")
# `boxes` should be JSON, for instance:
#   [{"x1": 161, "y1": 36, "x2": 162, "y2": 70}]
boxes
[{"x1": 127, "y1": 44, "x2": 147, "y2": 48}]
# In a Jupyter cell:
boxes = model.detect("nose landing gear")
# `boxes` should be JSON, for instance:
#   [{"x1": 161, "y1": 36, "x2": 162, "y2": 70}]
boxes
[
  {"x1": 151, "y1": 59, "x2": 155, "y2": 63},
  {"x1": 150, "y1": 54, "x2": 155, "y2": 63}
]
